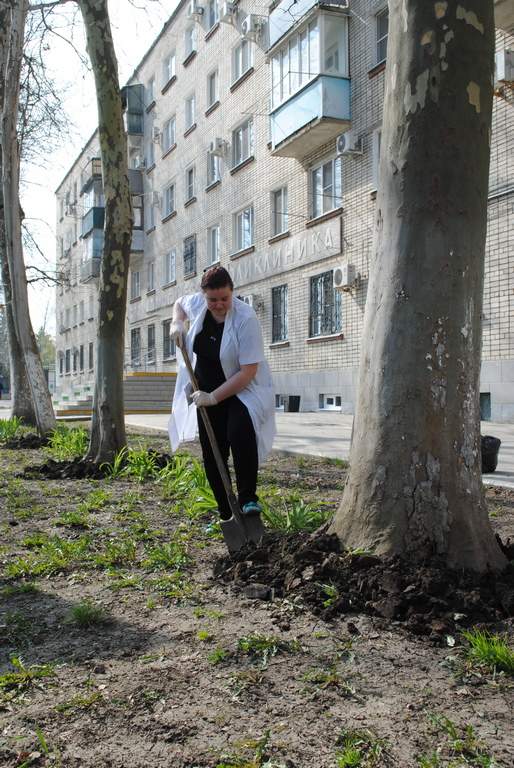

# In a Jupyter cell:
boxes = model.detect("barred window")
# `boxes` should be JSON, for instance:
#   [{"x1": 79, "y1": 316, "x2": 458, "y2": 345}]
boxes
[
  {"x1": 131, "y1": 328, "x2": 141, "y2": 365},
  {"x1": 309, "y1": 271, "x2": 342, "y2": 337},
  {"x1": 147, "y1": 324, "x2": 156, "y2": 363},
  {"x1": 376, "y1": 8, "x2": 389, "y2": 65},
  {"x1": 272, "y1": 285, "x2": 288, "y2": 343},
  {"x1": 163, "y1": 320, "x2": 176, "y2": 360},
  {"x1": 184, "y1": 235, "x2": 197, "y2": 277}
]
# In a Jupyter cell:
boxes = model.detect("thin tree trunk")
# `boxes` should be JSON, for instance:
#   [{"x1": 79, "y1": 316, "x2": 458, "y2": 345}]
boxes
[
  {"x1": 1, "y1": 0, "x2": 55, "y2": 435},
  {"x1": 79, "y1": 0, "x2": 133, "y2": 463},
  {"x1": 330, "y1": 0, "x2": 505, "y2": 571},
  {"x1": 0, "y1": 212, "x2": 36, "y2": 423}
]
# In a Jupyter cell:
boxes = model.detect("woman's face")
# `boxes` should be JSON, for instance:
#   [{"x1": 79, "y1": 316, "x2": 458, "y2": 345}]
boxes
[{"x1": 204, "y1": 286, "x2": 233, "y2": 320}]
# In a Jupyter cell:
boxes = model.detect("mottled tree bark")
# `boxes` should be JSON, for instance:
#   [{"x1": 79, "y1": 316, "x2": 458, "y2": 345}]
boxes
[
  {"x1": 79, "y1": 0, "x2": 133, "y2": 462},
  {"x1": 330, "y1": 0, "x2": 505, "y2": 571},
  {"x1": 0, "y1": 0, "x2": 53, "y2": 433}
]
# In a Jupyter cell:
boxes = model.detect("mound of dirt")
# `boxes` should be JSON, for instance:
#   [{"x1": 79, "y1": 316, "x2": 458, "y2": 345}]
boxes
[
  {"x1": 214, "y1": 530, "x2": 514, "y2": 638},
  {"x1": 1, "y1": 433, "x2": 50, "y2": 449},
  {"x1": 20, "y1": 450, "x2": 173, "y2": 479}
]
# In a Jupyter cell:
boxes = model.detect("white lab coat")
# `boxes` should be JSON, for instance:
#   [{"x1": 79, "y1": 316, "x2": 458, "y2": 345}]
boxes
[{"x1": 168, "y1": 292, "x2": 276, "y2": 464}]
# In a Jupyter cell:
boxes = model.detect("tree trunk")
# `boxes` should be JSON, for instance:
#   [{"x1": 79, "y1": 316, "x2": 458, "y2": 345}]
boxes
[
  {"x1": 330, "y1": 0, "x2": 506, "y2": 571},
  {"x1": 0, "y1": 213, "x2": 36, "y2": 424},
  {"x1": 0, "y1": 0, "x2": 53, "y2": 433},
  {"x1": 79, "y1": 0, "x2": 133, "y2": 463}
]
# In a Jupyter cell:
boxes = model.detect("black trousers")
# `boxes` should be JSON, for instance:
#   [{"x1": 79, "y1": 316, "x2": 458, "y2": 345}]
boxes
[{"x1": 197, "y1": 396, "x2": 258, "y2": 520}]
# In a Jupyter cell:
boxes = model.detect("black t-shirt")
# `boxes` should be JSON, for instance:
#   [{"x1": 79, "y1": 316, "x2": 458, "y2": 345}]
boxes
[{"x1": 193, "y1": 310, "x2": 226, "y2": 393}]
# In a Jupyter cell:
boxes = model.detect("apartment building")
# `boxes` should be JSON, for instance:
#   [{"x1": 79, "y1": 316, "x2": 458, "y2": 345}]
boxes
[{"x1": 55, "y1": 0, "x2": 514, "y2": 419}]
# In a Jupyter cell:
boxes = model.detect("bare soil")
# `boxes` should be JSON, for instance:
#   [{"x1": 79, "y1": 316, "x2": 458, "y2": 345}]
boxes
[{"x1": 1, "y1": 428, "x2": 513, "y2": 768}]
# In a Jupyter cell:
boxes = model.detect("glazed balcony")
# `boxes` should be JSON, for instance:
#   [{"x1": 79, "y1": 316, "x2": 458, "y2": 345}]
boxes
[
  {"x1": 80, "y1": 157, "x2": 102, "y2": 194},
  {"x1": 81, "y1": 206, "x2": 105, "y2": 238},
  {"x1": 270, "y1": 75, "x2": 350, "y2": 157},
  {"x1": 80, "y1": 257, "x2": 101, "y2": 283}
]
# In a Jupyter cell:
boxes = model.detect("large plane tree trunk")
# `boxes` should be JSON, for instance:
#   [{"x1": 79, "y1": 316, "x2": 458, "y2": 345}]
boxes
[
  {"x1": 330, "y1": 0, "x2": 506, "y2": 572},
  {"x1": 0, "y1": 0, "x2": 54, "y2": 434},
  {"x1": 79, "y1": 0, "x2": 133, "y2": 463}
]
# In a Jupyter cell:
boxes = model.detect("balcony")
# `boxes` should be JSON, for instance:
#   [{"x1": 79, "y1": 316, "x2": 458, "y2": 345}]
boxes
[
  {"x1": 121, "y1": 84, "x2": 144, "y2": 134},
  {"x1": 128, "y1": 168, "x2": 143, "y2": 195},
  {"x1": 270, "y1": 75, "x2": 351, "y2": 158},
  {"x1": 131, "y1": 229, "x2": 144, "y2": 252},
  {"x1": 269, "y1": 0, "x2": 347, "y2": 49},
  {"x1": 80, "y1": 157, "x2": 102, "y2": 193},
  {"x1": 80, "y1": 257, "x2": 101, "y2": 283},
  {"x1": 495, "y1": 0, "x2": 514, "y2": 32},
  {"x1": 81, "y1": 206, "x2": 105, "y2": 238}
]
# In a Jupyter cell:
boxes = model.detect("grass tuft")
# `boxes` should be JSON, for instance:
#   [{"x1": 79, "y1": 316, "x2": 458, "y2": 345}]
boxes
[
  {"x1": 67, "y1": 599, "x2": 108, "y2": 627},
  {"x1": 45, "y1": 424, "x2": 89, "y2": 460},
  {"x1": 462, "y1": 628, "x2": 514, "y2": 675},
  {"x1": 0, "y1": 656, "x2": 55, "y2": 694},
  {"x1": 0, "y1": 416, "x2": 25, "y2": 442}
]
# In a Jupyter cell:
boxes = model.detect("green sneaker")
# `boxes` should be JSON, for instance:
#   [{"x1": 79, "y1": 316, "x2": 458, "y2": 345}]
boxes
[{"x1": 241, "y1": 501, "x2": 262, "y2": 516}]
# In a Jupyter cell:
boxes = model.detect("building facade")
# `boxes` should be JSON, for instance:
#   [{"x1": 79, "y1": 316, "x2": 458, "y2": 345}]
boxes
[{"x1": 55, "y1": 0, "x2": 514, "y2": 420}]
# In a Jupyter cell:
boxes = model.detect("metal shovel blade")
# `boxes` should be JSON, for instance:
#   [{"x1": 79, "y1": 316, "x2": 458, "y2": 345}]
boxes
[
  {"x1": 220, "y1": 516, "x2": 248, "y2": 553},
  {"x1": 241, "y1": 512, "x2": 265, "y2": 545}
]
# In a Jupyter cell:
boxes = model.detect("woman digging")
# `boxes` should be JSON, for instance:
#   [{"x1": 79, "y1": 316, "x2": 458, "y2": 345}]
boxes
[{"x1": 168, "y1": 265, "x2": 276, "y2": 524}]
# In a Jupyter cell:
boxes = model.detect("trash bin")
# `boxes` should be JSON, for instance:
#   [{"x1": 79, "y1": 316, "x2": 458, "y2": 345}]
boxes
[
  {"x1": 284, "y1": 395, "x2": 301, "y2": 413},
  {"x1": 481, "y1": 435, "x2": 501, "y2": 474}
]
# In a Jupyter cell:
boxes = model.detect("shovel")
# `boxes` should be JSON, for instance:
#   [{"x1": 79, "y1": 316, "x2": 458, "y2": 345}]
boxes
[{"x1": 179, "y1": 338, "x2": 265, "y2": 553}]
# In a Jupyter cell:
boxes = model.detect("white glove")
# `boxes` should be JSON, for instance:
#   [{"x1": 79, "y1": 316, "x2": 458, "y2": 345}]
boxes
[
  {"x1": 170, "y1": 319, "x2": 185, "y2": 349},
  {"x1": 192, "y1": 390, "x2": 217, "y2": 407}
]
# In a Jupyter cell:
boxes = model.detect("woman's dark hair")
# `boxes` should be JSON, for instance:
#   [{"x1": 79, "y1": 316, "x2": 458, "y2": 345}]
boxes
[{"x1": 201, "y1": 265, "x2": 234, "y2": 291}]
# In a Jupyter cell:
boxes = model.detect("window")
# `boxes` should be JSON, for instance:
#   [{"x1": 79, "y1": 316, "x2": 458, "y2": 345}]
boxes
[
  {"x1": 309, "y1": 271, "x2": 342, "y2": 337},
  {"x1": 376, "y1": 8, "x2": 388, "y2": 64},
  {"x1": 234, "y1": 205, "x2": 254, "y2": 252},
  {"x1": 272, "y1": 284, "x2": 288, "y2": 342},
  {"x1": 131, "y1": 328, "x2": 141, "y2": 365},
  {"x1": 73, "y1": 304, "x2": 78, "y2": 325},
  {"x1": 147, "y1": 325, "x2": 156, "y2": 363},
  {"x1": 271, "y1": 187, "x2": 288, "y2": 235},
  {"x1": 163, "y1": 182, "x2": 175, "y2": 217},
  {"x1": 146, "y1": 76, "x2": 155, "y2": 106},
  {"x1": 163, "y1": 320, "x2": 176, "y2": 360},
  {"x1": 59, "y1": 354, "x2": 64, "y2": 375},
  {"x1": 185, "y1": 93, "x2": 195, "y2": 129},
  {"x1": 73, "y1": 349, "x2": 78, "y2": 373},
  {"x1": 311, "y1": 156, "x2": 342, "y2": 218},
  {"x1": 185, "y1": 166, "x2": 195, "y2": 201},
  {"x1": 79, "y1": 300, "x2": 85, "y2": 323},
  {"x1": 207, "y1": 151, "x2": 220, "y2": 186},
  {"x1": 319, "y1": 393, "x2": 342, "y2": 410},
  {"x1": 232, "y1": 118, "x2": 253, "y2": 167},
  {"x1": 233, "y1": 39, "x2": 252, "y2": 82},
  {"x1": 184, "y1": 235, "x2": 197, "y2": 277},
  {"x1": 185, "y1": 25, "x2": 196, "y2": 57},
  {"x1": 271, "y1": 20, "x2": 319, "y2": 108},
  {"x1": 147, "y1": 261, "x2": 155, "y2": 292},
  {"x1": 164, "y1": 249, "x2": 176, "y2": 284},
  {"x1": 146, "y1": 139, "x2": 155, "y2": 168},
  {"x1": 163, "y1": 51, "x2": 176, "y2": 84},
  {"x1": 130, "y1": 269, "x2": 141, "y2": 300},
  {"x1": 79, "y1": 344, "x2": 84, "y2": 372},
  {"x1": 65, "y1": 349, "x2": 71, "y2": 373},
  {"x1": 208, "y1": 224, "x2": 220, "y2": 264},
  {"x1": 133, "y1": 198, "x2": 143, "y2": 228},
  {"x1": 88, "y1": 341, "x2": 94, "y2": 370},
  {"x1": 162, "y1": 116, "x2": 176, "y2": 152},
  {"x1": 207, "y1": 69, "x2": 218, "y2": 107},
  {"x1": 65, "y1": 307, "x2": 71, "y2": 328},
  {"x1": 88, "y1": 295, "x2": 94, "y2": 320},
  {"x1": 207, "y1": 0, "x2": 218, "y2": 29}
]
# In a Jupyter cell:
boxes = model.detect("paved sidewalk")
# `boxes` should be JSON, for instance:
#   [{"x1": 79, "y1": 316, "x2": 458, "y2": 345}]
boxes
[{"x1": 1, "y1": 400, "x2": 513, "y2": 488}]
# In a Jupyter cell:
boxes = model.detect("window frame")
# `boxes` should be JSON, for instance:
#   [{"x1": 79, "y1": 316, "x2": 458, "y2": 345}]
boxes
[
  {"x1": 207, "y1": 223, "x2": 220, "y2": 264},
  {"x1": 207, "y1": 150, "x2": 221, "y2": 186},
  {"x1": 162, "y1": 320, "x2": 176, "y2": 360},
  {"x1": 163, "y1": 51, "x2": 176, "y2": 84},
  {"x1": 207, "y1": 68, "x2": 219, "y2": 107},
  {"x1": 162, "y1": 181, "x2": 176, "y2": 218},
  {"x1": 183, "y1": 234, "x2": 197, "y2": 277},
  {"x1": 130, "y1": 269, "x2": 141, "y2": 300},
  {"x1": 376, "y1": 7, "x2": 389, "y2": 65},
  {"x1": 232, "y1": 38, "x2": 252, "y2": 83},
  {"x1": 309, "y1": 270, "x2": 342, "y2": 337},
  {"x1": 185, "y1": 93, "x2": 196, "y2": 129},
  {"x1": 147, "y1": 324, "x2": 156, "y2": 364},
  {"x1": 310, "y1": 155, "x2": 342, "y2": 218},
  {"x1": 130, "y1": 327, "x2": 141, "y2": 366},
  {"x1": 147, "y1": 261, "x2": 155, "y2": 292},
  {"x1": 162, "y1": 115, "x2": 176, "y2": 152},
  {"x1": 271, "y1": 186, "x2": 288, "y2": 236},
  {"x1": 164, "y1": 248, "x2": 176, "y2": 285},
  {"x1": 272, "y1": 284, "x2": 288, "y2": 342},
  {"x1": 185, "y1": 24, "x2": 196, "y2": 58},
  {"x1": 207, "y1": 0, "x2": 219, "y2": 29},
  {"x1": 232, "y1": 118, "x2": 254, "y2": 167},
  {"x1": 233, "y1": 204, "x2": 254, "y2": 252},
  {"x1": 185, "y1": 165, "x2": 196, "y2": 202}
]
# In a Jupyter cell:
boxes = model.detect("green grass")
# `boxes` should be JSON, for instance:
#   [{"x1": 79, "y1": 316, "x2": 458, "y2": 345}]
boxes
[
  {"x1": 0, "y1": 656, "x2": 55, "y2": 694},
  {"x1": 101, "y1": 446, "x2": 129, "y2": 479},
  {"x1": 147, "y1": 573, "x2": 194, "y2": 600},
  {"x1": 418, "y1": 714, "x2": 497, "y2": 767},
  {"x1": 0, "y1": 416, "x2": 25, "y2": 442},
  {"x1": 1, "y1": 581, "x2": 39, "y2": 598},
  {"x1": 6, "y1": 535, "x2": 91, "y2": 578},
  {"x1": 92, "y1": 537, "x2": 137, "y2": 568},
  {"x1": 44, "y1": 424, "x2": 89, "y2": 460},
  {"x1": 2, "y1": 610, "x2": 34, "y2": 644},
  {"x1": 197, "y1": 629, "x2": 214, "y2": 642},
  {"x1": 55, "y1": 691, "x2": 104, "y2": 714},
  {"x1": 237, "y1": 634, "x2": 302, "y2": 668},
  {"x1": 157, "y1": 455, "x2": 217, "y2": 516},
  {"x1": 462, "y1": 629, "x2": 514, "y2": 675},
  {"x1": 208, "y1": 647, "x2": 228, "y2": 665},
  {"x1": 261, "y1": 491, "x2": 331, "y2": 533},
  {"x1": 336, "y1": 729, "x2": 387, "y2": 767},
  {"x1": 142, "y1": 538, "x2": 190, "y2": 571},
  {"x1": 56, "y1": 507, "x2": 92, "y2": 528},
  {"x1": 67, "y1": 599, "x2": 108, "y2": 627}
]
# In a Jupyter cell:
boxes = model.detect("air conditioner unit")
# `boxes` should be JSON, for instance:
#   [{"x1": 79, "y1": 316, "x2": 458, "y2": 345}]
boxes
[
  {"x1": 220, "y1": 1, "x2": 238, "y2": 25},
  {"x1": 152, "y1": 126, "x2": 161, "y2": 143},
  {"x1": 495, "y1": 49, "x2": 514, "y2": 85},
  {"x1": 240, "y1": 14, "x2": 264, "y2": 41},
  {"x1": 187, "y1": 0, "x2": 204, "y2": 21},
  {"x1": 65, "y1": 203, "x2": 77, "y2": 216},
  {"x1": 209, "y1": 137, "x2": 227, "y2": 156},
  {"x1": 152, "y1": 191, "x2": 161, "y2": 206},
  {"x1": 135, "y1": 156, "x2": 146, "y2": 169},
  {"x1": 333, "y1": 263, "x2": 357, "y2": 291},
  {"x1": 336, "y1": 130, "x2": 362, "y2": 156},
  {"x1": 241, "y1": 294, "x2": 263, "y2": 310}
]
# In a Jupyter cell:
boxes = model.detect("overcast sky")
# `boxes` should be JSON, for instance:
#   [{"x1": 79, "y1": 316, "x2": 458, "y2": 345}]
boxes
[{"x1": 23, "y1": 0, "x2": 179, "y2": 335}]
